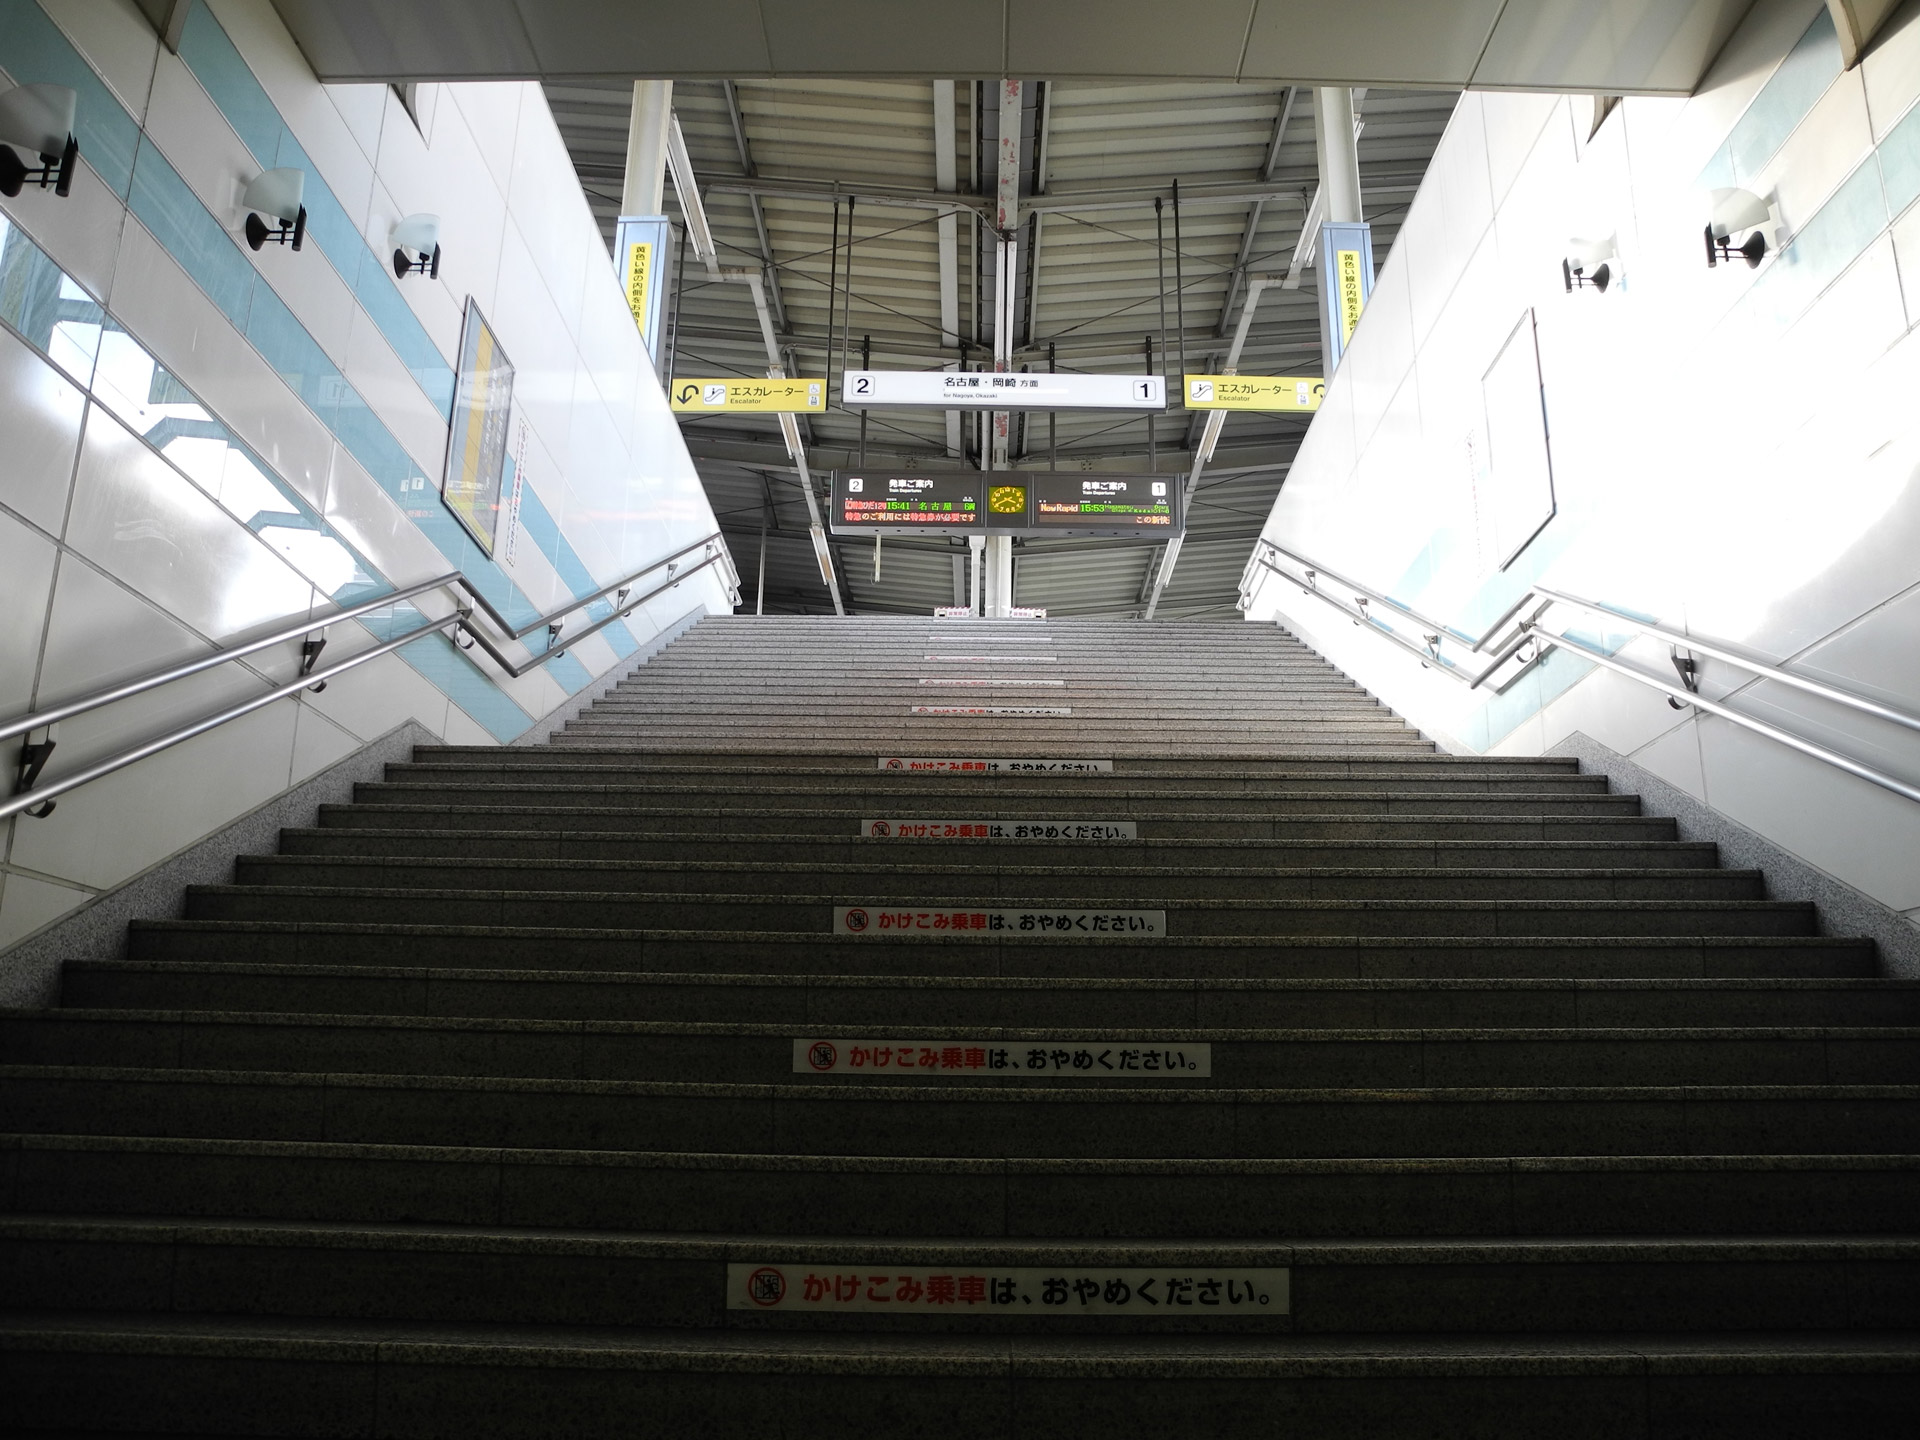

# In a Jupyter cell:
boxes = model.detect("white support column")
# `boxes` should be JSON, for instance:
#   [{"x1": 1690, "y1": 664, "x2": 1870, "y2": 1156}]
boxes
[
  {"x1": 622, "y1": 82, "x2": 674, "y2": 217},
  {"x1": 984, "y1": 79, "x2": 1022, "y2": 615},
  {"x1": 1314, "y1": 87, "x2": 1362, "y2": 225},
  {"x1": 934, "y1": 80, "x2": 963, "y2": 459}
]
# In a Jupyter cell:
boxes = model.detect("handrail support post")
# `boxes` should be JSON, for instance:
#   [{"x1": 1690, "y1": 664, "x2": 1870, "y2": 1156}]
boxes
[
  {"x1": 299, "y1": 635, "x2": 328, "y2": 693},
  {"x1": 12, "y1": 726, "x2": 57, "y2": 819}
]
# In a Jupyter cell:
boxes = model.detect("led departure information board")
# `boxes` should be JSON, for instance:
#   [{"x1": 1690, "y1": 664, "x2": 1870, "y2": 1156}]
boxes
[
  {"x1": 830, "y1": 472, "x2": 1182, "y2": 539},
  {"x1": 831, "y1": 472, "x2": 982, "y2": 534},
  {"x1": 1029, "y1": 473, "x2": 1178, "y2": 535}
]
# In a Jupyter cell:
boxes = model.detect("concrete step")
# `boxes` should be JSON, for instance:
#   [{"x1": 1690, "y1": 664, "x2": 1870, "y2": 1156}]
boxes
[
  {"x1": 282, "y1": 827, "x2": 1719, "y2": 871},
  {"x1": 123, "y1": 922, "x2": 1877, "y2": 980},
  {"x1": 11, "y1": 1133, "x2": 1920, "y2": 1238},
  {"x1": 382, "y1": 762, "x2": 1609, "y2": 795},
  {"x1": 7, "y1": 1064, "x2": 1919, "y2": 1156},
  {"x1": 315, "y1": 803, "x2": 1681, "y2": 841},
  {"x1": 180, "y1": 885, "x2": 1820, "y2": 938},
  {"x1": 350, "y1": 782, "x2": 1641, "y2": 815},
  {"x1": 545, "y1": 735, "x2": 1441, "y2": 757},
  {"x1": 229, "y1": 856, "x2": 1764, "y2": 904},
  {"x1": 408, "y1": 746, "x2": 1582, "y2": 776},
  {"x1": 6, "y1": 1311, "x2": 1915, "y2": 1438},
  {"x1": 7, "y1": 1009, "x2": 1919, "y2": 1088},
  {"x1": 6, "y1": 1218, "x2": 1918, "y2": 1335},
  {"x1": 64, "y1": 962, "x2": 1920, "y2": 1029}
]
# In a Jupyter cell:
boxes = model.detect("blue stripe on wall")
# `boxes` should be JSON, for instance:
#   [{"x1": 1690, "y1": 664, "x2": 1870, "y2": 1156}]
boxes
[
  {"x1": 1699, "y1": 10, "x2": 1842, "y2": 191},
  {"x1": 174, "y1": 0, "x2": 455, "y2": 415},
  {"x1": 166, "y1": 0, "x2": 642, "y2": 662},
  {"x1": 117, "y1": 108, "x2": 622, "y2": 682},
  {"x1": 0, "y1": 0, "x2": 140, "y2": 197}
]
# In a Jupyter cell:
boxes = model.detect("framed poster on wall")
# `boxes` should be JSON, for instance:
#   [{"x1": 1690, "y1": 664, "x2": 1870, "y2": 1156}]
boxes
[{"x1": 441, "y1": 297, "x2": 515, "y2": 556}]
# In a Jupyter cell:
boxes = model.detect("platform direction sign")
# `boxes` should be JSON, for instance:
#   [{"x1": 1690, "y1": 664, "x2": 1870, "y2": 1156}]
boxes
[
  {"x1": 669, "y1": 378, "x2": 826, "y2": 413},
  {"x1": 1183, "y1": 375, "x2": 1324, "y2": 413},
  {"x1": 843, "y1": 371, "x2": 1164, "y2": 411}
]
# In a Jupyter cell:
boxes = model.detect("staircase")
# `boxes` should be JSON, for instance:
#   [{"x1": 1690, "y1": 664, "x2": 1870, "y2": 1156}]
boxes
[{"x1": 3, "y1": 615, "x2": 1917, "y2": 1437}]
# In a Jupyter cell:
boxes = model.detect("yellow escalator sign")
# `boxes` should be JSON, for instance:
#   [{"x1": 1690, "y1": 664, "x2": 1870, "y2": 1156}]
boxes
[
  {"x1": 670, "y1": 378, "x2": 827, "y2": 413},
  {"x1": 1182, "y1": 376, "x2": 1325, "y2": 412}
]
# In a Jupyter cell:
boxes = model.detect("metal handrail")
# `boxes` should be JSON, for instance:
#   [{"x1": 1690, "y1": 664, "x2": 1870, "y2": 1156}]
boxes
[
  {"x1": 1243, "y1": 544, "x2": 1523, "y2": 692},
  {"x1": 0, "y1": 607, "x2": 466, "y2": 823},
  {"x1": 459, "y1": 533, "x2": 733, "y2": 643},
  {"x1": 452, "y1": 538, "x2": 738, "y2": 679},
  {"x1": 0, "y1": 572, "x2": 461, "y2": 747},
  {"x1": 4, "y1": 531, "x2": 738, "y2": 819},
  {"x1": 1538, "y1": 626, "x2": 1920, "y2": 805},
  {"x1": 1243, "y1": 537, "x2": 1920, "y2": 806},
  {"x1": 1532, "y1": 585, "x2": 1920, "y2": 736}
]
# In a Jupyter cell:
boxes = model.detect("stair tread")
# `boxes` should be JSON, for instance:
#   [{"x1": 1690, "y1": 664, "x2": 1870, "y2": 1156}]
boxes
[
  {"x1": 11, "y1": 1008, "x2": 1920, "y2": 1041},
  {"x1": 8, "y1": 610, "x2": 1910, "y2": 1420},
  {"x1": 15, "y1": 1131, "x2": 1920, "y2": 1173},
  {"x1": 5, "y1": 1310, "x2": 1917, "y2": 1375},
  {"x1": 9, "y1": 1213, "x2": 1920, "y2": 1262}
]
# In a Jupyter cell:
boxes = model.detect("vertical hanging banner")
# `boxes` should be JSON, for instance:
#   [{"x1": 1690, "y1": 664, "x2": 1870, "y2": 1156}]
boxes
[
  {"x1": 616, "y1": 215, "x2": 671, "y2": 371},
  {"x1": 440, "y1": 298, "x2": 515, "y2": 557},
  {"x1": 1317, "y1": 221, "x2": 1375, "y2": 375}
]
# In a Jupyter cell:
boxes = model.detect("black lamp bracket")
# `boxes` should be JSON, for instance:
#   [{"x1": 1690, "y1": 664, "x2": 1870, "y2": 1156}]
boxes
[
  {"x1": 0, "y1": 134, "x2": 78, "y2": 198},
  {"x1": 246, "y1": 205, "x2": 307, "y2": 252},
  {"x1": 393, "y1": 243, "x2": 442, "y2": 280},
  {"x1": 1704, "y1": 224, "x2": 1767, "y2": 269}
]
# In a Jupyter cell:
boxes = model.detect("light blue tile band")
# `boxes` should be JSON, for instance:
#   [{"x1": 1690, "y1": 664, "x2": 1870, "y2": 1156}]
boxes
[
  {"x1": 173, "y1": 2, "x2": 456, "y2": 414},
  {"x1": 0, "y1": 217, "x2": 535, "y2": 740},
  {"x1": 3, "y1": 0, "x2": 640, "y2": 711}
]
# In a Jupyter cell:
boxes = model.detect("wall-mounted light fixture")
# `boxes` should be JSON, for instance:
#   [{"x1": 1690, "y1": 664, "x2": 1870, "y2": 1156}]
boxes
[
  {"x1": 390, "y1": 213, "x2": 441, "y2": 278},
  {"x1": 242, "y1": 168, "x2": 306, "y2": 251},
  {"x1": 1704, "y1": 188, "x2": 1774, "y2": 269},
  {"x1": 0, "y1": 84, "x2": 79, "y2": 198},
  {"x1": 1562, "y1": 235, "x2": 1617, "y2": 293}
]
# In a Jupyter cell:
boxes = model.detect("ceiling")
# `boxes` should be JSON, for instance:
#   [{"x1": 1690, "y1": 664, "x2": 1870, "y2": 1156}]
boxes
[
  {"x1": 547, "y1": 77, "x2": 1457, "y2": 616},
  {"x1": 266, "y1": 0, "x2": 1765, "y2": 619},
  {"x1": 273, "y1": 0, "x2": 1759, "y2": 94}
]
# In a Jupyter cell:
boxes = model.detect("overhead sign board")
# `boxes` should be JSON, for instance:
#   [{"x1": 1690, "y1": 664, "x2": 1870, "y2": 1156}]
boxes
[
  {"x1": 670, "y1": 378, "x2": 826, "y2": 413},
  {"x1": 842, "y1": 371, "x2": 1164, "y2": 411},
  {"x1": 832, "y1": 472, "x2": 1180, "y2": 539},
  {"x1": 1183, "y1": 375, "x2": 1324, "y2": 413}
]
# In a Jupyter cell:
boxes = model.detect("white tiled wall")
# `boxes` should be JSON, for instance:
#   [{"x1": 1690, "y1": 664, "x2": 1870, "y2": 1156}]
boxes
[
  {"x1": 1244, "y1": 0, "x2": 1920, "y2": 934},
  {"x1": 0, "y1": 0, "x2": 731, "y2": 953}
]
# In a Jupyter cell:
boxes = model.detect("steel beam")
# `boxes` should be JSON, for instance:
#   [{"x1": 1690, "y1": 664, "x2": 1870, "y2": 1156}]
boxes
[
  {"x1": 720, "y1": 80, "x2": 788, "y2": 332},
  {"x1": 1142, "y1": 275, "x2": 1274, "y2": 619},
  {"x1": 1217, "y1": 87, "x2": 1296, "y2": 336}
]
